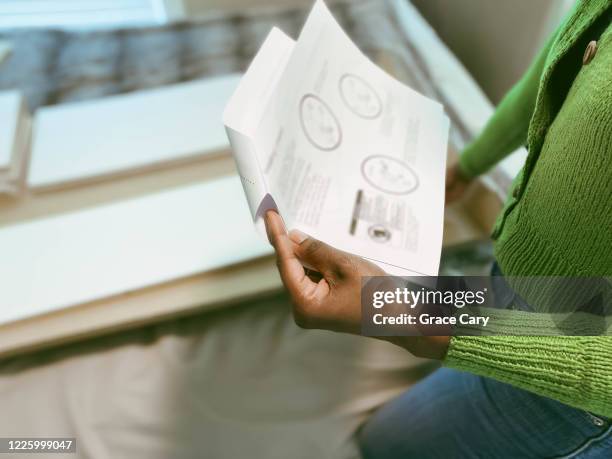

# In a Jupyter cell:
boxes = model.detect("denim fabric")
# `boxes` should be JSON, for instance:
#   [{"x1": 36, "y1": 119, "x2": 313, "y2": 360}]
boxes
[{"x1": 358, "y1": 367, "x2": 612, "y2": 458}]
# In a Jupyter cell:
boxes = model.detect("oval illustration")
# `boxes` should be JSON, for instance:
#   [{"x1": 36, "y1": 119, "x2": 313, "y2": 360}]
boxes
[
  {"x1": 339, "y1": 74, "x2": 382, "y2": 119},
  {"x1": 361, "y1": 155, "x2": 419, "y2": 195},
  {"x1": 299, "y1": 94, "x2": 342, "y2": 151}
]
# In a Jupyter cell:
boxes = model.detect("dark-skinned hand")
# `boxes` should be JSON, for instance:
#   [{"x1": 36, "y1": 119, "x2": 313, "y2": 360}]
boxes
[{"x1": 264, "y1": 210, "x2": 450, "y2": 360}]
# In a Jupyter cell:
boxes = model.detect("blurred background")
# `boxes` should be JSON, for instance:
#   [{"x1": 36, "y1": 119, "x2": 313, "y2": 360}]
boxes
[
  {"x1": 0, "y1": 1, "x2": 571, "y2": 458},
  {"x1": 0, "y1": 0, "x2": 573, "y2": 102}
]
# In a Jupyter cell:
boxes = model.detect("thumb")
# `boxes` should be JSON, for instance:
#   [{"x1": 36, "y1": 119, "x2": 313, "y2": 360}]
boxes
[{"x1": 289, "y1": 230, "x2": 344, "y2": 275}]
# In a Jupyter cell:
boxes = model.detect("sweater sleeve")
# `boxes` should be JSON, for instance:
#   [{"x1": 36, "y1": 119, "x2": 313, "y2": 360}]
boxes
[
  {"x1": 444, "y1": 334, "x2": 612, "y2": 418},
  {"x1": 458, "y1": 33, "x2": 556, "y2": 178}
]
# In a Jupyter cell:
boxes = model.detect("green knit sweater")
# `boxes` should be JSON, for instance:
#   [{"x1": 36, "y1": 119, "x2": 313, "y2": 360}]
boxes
[{"x1": 443, "y1": 0, "x2": 612, "y2": 417}]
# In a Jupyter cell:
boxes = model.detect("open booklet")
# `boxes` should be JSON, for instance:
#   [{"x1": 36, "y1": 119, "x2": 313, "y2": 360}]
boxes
[{"x1": 224, "y1": 0, "x2": 449, "y2": 276}]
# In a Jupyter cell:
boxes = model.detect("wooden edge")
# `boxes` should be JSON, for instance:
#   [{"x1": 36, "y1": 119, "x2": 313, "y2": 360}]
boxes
[
  {"x1": 0, "y1": 256, "x2": 283, "y2": 359},
  {"x1": 0, "y1": 155, "x2": 238, "y2": 227}
]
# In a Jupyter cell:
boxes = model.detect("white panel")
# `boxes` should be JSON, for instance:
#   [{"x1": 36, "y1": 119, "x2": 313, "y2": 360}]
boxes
[
  {"x1": 0, "y1": 175, "x2": 272, "y2": 324},
  {"x1": 0, "y1": 0, "x2": 160, "y2": 28},
  {"x1": 0, "y1": 1, "x2": 150, "y2": 14},
  {"x1": 29, "y1": 75, "x2": 241, "y2": 189}
]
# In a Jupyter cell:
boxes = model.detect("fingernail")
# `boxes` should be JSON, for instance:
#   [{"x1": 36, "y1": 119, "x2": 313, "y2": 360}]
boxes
[
  {"x1": 278, "y1": 213, "x2": 288, "y2": 232},
  {"x1": 265, "y1": 209, "x2": 276, "y2": 221},
  {"x1": 264, "y1": 211, "x2": 275, "y2": 244},
  {"x1": 289, "y1": 229, "x2": 309, "y2": 244}
]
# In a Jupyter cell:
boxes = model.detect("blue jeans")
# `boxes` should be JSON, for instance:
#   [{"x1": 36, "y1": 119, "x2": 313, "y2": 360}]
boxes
[
  {"x1": 358, "y1": 368, "x2": 612, "y2": 458},
  {"x1": 359, "y1": 262, "x2": 611, "y2": 458}
]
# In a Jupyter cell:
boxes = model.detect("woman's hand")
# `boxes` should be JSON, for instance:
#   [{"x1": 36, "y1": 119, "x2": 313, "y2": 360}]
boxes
[
  {"x1": 265, "y1": 209, "x2": 384, "y2": 334},
  {"x1": 264, "y1": 210, "x2": 450, "y2": 360},
  {"x1": 445, "y1": 163, "x2": 473, "y2": 204}
]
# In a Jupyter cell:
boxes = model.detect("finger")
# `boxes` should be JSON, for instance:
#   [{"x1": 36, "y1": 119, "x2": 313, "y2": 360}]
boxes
[
  {"x1": 445, "y1": 183, "x2": 464, "y2": 204},
  {"x1": 445, "y1": 185, "x2": 457, "y2": 202},
  {"x1": 445, "y1": 168, "x2": 457, "y2": 193},
  {"x1": 445, "y1": 167, "x2": 454, "y2": 183},
  {"x1": 265, "y1": 211, "x2": 328, "y2": 303},
  {"x1": 289, "y1": 230, "x2": 349, "y2": 277}
]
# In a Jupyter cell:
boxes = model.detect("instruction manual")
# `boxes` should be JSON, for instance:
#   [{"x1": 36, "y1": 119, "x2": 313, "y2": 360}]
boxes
[{"x1": 223, "y1": 0, "x2": 449, "y2": 276}]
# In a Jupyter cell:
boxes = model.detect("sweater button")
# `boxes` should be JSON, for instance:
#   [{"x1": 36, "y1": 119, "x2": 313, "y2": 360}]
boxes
[{"x1": 583, "y1": 40, "x2": 597, "y2": 65}]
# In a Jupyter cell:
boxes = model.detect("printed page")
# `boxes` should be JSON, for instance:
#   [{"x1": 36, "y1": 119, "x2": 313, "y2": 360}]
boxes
[{"x1": 226, "y1": 0, "x2": 449, "y2": 276}]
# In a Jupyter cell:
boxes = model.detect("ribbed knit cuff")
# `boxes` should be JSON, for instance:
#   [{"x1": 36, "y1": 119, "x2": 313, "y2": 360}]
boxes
[
  {"x1": 444, "y1": 335, "x2": 612, "y2": 417},
  {"x1": 451, "y1": 307, "x2": 611, "y2": 336}
]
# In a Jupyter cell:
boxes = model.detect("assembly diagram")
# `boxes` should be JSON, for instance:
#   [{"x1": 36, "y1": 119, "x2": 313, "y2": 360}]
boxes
[
  {"x1": 299, "y1": 94, "x2": 342, "y2": 151},
  {"x1": 360, "y1": 154, "x2": 419, "y2": 195},
  {"x1": 339, "y1": 73, "x2": 383, "y2": 119}
]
